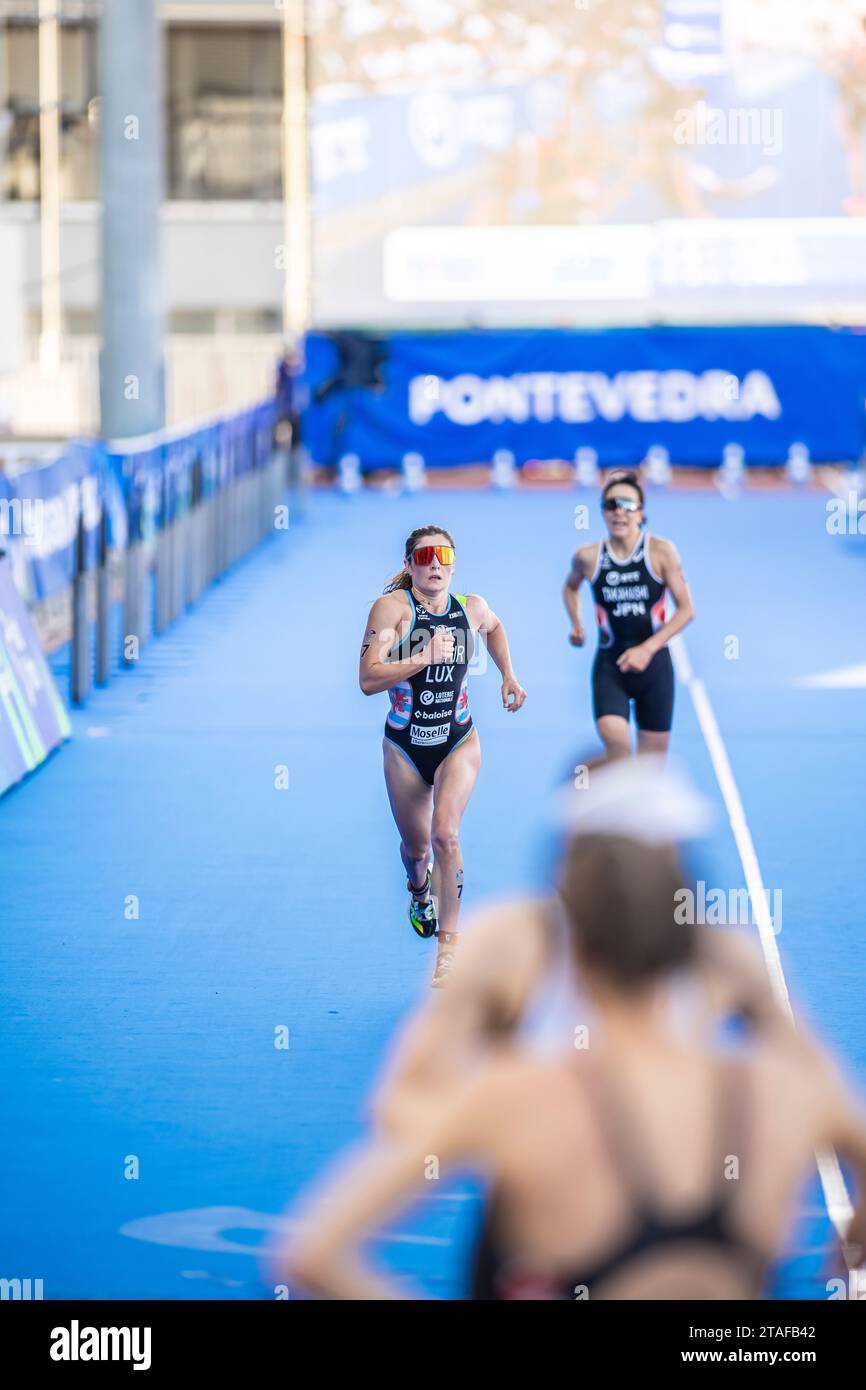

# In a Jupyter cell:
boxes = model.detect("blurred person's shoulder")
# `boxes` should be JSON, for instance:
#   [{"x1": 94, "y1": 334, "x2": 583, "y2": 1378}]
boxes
[
  {"x1": 461, "y1": 893, "x2": 553, "y2": 957},
  {"x1": 457, "y1": 894, "x2": 554, "y2": 1018},
  {"x1": 455, "y1": 1039, "x2": 574, "y2": 1118}
]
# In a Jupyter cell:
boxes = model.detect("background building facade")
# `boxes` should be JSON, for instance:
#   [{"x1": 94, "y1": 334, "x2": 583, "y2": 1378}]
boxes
[{"x1": 0, "y1": 0, "x2": 285, "y2": 436}]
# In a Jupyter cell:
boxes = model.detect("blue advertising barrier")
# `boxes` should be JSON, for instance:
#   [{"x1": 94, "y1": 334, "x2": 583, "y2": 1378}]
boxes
[
  {"x1": 0, "y1": 552, "x2": 71, "y2": 796},
  {"x1": 0, "y1": 400, "x2": 279, "y2": 608},
  {"x1": 0, "y1": 397, "x2": 281, "y2": 791},
  {"x1": 0, "y1": 441, "x2": 117, "y2": 604},
  {"x1": 106, "y1": 401, "x2": 278, "y2": 519},
  {"x1": 301, "y1": 327, "x2": 866, "y2": 469}
]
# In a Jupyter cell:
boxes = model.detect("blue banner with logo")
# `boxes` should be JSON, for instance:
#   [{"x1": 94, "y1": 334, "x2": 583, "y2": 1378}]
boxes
[
  {"x1": 301, "y1": 327, "x2": 866, "y2": 468},
  {"x1": 0, "y1": 441, "x2": 114, "y2": 604},
  {"x1": 0, "y1": 553, "x2": 70, "y2": 796},
  {"x1": 0, "y1": 403, "x2": 279, "y2": 608},
  {"x1": 0, "y1": 399, "x2": 278, "y2": 798},
  {"x1": 106, "y1": 401, "x2": 278, "y2": 535}
]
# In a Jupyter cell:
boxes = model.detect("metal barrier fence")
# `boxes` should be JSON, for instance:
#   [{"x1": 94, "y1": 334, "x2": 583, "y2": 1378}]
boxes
[{"x1": 66, "y1": 400, "x2": 286, "y2": 705}]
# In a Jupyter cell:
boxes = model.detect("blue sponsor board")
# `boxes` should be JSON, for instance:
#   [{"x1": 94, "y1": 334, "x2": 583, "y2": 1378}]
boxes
[
  {"x1": 0, "y1": 398, "x2": 278, "y2": 797},
  {"x1": 0, "y1": 554, "x2": 70, "y2": 797},
  {"x1": 0, "y1": 404, "x2": 278, "y2": 609},
  {"x1": 0, "y1": 441, "x2": 114, "y2": 604},
  {"x1": 301, "y1": 327, "x2": 866, "y2": 468},
  {"x1": 105, "y1": 401, "x2": 278, "y2": 526}
]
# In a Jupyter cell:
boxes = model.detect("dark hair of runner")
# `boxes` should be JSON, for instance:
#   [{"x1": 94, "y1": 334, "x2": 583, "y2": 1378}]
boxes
[
  {"x1": 601, "y1": 471, "x2": 645, "y2": 507},
  {"x1": 557, "y1": 833, "x2": 696, "y2": 988}
]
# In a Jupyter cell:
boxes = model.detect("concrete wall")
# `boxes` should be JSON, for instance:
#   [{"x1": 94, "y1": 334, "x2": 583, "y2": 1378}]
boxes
[
  {"x1": 0, "y1": 203, "x2": 282, "y2": 435},
  {"x1": 2, "y1": 202, "x2": 286, "y2": 319}
]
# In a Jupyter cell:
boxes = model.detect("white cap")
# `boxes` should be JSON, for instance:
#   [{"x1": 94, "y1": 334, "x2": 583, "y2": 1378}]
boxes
[{"x1": 551, "y1": 753, "x2": 715, "y2": 846}]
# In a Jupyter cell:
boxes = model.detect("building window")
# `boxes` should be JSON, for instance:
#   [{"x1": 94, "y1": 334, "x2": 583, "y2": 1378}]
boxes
[
  {"x1": 0, "y1": 9, "x2": 99, "y2": 201},
  {"x1": 1, "y1": 15, "x2": 284, "y2": 203},
  {"x1": 59, "y1": 16, "x2": 98, "y2": 199},
  {"x1": 2, "y1": 16, "x2": 40, "y2": 200},
  {"x1": 167, "y1": 25, "x2": 282, "y2": 200}
]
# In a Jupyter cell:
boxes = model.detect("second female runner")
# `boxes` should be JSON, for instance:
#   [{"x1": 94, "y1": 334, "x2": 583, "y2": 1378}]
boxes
[
  {"x1": 563, "y1": 471, "x2": 695, "y2": 758},
  {"x1": 360, "y1": 525, "x2": 526, "y2": 988}
]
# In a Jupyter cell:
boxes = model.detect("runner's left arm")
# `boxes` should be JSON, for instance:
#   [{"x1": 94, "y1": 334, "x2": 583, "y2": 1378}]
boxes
[
  {"x1": 617, "y1": 539, "x2": 695, "y2": 674},
  {"x1": 469, "y1": 595, "x2": 526, "y2": 711},
  {"x1": 643, "y1": 539, "x2": 695, "y2": 654}
]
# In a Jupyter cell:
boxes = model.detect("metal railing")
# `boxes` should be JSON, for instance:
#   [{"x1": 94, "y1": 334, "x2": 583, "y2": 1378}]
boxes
[{"x1": 68, "y1": 399, "x2": 286, "y2": 705}]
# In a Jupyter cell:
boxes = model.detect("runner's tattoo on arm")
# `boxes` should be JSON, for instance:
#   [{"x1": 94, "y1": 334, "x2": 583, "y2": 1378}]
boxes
[{"x1": 361, "y1": 627, "x2": 376, "y2": 658}]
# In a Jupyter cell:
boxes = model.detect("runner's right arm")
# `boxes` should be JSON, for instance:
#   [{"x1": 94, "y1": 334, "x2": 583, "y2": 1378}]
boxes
[
  {"x1": 359, "y1": 595, "x2": 452, "y2": 696},
  {"x1": 563, "y1": 545, "x2": 595, "y2": 646}
]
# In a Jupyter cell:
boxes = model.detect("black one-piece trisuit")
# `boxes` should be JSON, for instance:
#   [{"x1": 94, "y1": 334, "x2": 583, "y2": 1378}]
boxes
[
  {"x1": 470, "y1": 1057, "x2": 769, "y2": 1300},
  {"x1": 590, "y1": 531, "x2": 674, "y2": 733},
  {"x1": 383, "y1": 589, "x2": 475, "y2": 786}
]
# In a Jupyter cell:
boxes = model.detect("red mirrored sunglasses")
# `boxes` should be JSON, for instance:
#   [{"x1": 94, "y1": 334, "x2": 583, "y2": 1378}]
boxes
[{"x1": 411, "y1": 545, "x2": 455, "y2": 566}]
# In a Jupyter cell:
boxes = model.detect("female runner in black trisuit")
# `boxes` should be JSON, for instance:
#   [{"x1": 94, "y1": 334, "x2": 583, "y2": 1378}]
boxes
[
  {"x1": 359, "y1": 524, "x2": 526, "y2": 988},
  {"x1": 563, "y1": 471, "x2": 694, "y2": 758},
  {"x1": 274, "y1": 826, "x2": 866, "y2": 1300}
]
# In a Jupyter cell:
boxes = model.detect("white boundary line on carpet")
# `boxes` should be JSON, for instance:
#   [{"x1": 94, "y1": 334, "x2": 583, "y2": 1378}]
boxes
[{"x1": 671, "y1": 635, "x2": 854, "y2": 1236}]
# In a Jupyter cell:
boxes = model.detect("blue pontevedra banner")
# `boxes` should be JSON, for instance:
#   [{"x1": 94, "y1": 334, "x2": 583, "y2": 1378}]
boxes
[
  {"x1": 0, "y1": 553, "x2": 71, "y2": 797},
  {"x1": 301, "y1": 327, "x2": 866, "y2": 468}
]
